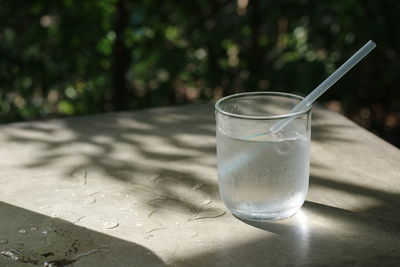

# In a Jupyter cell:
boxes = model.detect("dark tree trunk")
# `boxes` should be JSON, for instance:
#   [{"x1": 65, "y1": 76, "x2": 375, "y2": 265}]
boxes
[
  {"x1": 248, "y1": 0, "x2": 262, "y2": 90},
  {"x1": 111, "y1": 0, "x2": 132, "y2": 111}
]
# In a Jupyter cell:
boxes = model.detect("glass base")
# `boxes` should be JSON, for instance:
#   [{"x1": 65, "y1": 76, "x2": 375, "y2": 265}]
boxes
[{"x1": 230, "y1": 205, "x2": 302, "y2": 221}]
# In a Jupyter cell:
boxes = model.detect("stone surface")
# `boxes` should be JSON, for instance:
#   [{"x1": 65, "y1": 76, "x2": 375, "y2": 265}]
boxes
[{"x1": 0, "y1": 103, "x2": 399, "y2": 266}]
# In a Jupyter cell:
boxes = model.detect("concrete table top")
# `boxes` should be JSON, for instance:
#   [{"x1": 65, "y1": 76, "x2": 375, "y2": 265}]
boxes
[{"x1": 0, "y1": 103, "x2": 399, "y2": 266}]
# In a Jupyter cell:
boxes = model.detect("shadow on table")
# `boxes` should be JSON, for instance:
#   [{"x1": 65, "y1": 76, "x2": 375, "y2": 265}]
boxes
[
  {"x1": 0, "y1": 201, "x2": 166, "y2": 266},
  {"x1": 311, "y1": 107, "x2": 356, "y2": 144},
  {"x1": 239, "y1": 200, "x2": 400, "y2": 236},
  {"x1": 176, "y1": 199, "x2": 400, "y2": 266},
  {"x1": 310, "y1": 173, "x2": 400, "y2": 224},
  {"x1": 0, "y1": 103, "x2": 219, "y2": 215}
]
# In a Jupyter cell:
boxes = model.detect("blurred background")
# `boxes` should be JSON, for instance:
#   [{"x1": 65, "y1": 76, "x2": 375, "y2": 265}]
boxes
[{"x1": 1, "y1": 0, "x2": 399, "y2": 146}]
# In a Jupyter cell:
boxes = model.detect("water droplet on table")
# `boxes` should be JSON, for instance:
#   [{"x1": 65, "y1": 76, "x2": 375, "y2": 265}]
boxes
[
  {"x1": 189, "y1": 232, "x2": 198, "y2": 238},
  {"x1": 72, "y1": 215, "x2": 86, "y2": 224},
  {"x1": 200, "y1": 199, "x2": 212, "y2": 205},
  {"x1": 18, "y1": 229, "x2": 27, "y2": 234},
  {"x1": 87, "y1": 190, "x2": 100, "y2": 196},
  {"x1": 143, "y1": 218, "x2": 165, "y2": 234},
  {"x1": 148, "y1": 197, "x2": 168, "y2": 205},
  {"x1": 0, "y1": 250, "x2": 20, "y2": 262},
  {"x1": 187, "y1": 209, "x2": 226, "y2": 221},
  {"x1": 72, "y1": 169, "x2": 88, "y2": 185},
  {"x1": 103, "y1": 221, "x2": 119, "y2": 229},
  {"x1": 143, "y1": 227, "x2": 166, "y2": 234},
  {"x1": 144, "y1": 234, "x2": 154, "y2": 240},
  {"x1": 84, "y1": 197, "x2": 96, "y2": 204},
  {"x1": 149, "y1": 174, "x2": 162, "y2": 184},
  {"x1": 12, "y1": 248, "x2": 23, "y2": 254},
  {"x1": 192, "y1": 183, "x2": 205, "y2": 191},
  {"x1": 148, "y1": 210, "x2": 158, "y2": 218}
]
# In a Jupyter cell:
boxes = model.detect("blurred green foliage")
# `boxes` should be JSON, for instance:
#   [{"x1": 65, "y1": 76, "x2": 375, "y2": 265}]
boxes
[{"x1": 0, "y1": 0, "x2": 399, "y2": 145}]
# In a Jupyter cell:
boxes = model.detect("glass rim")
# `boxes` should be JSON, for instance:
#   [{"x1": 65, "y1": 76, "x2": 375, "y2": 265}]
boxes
[{"x1": 215, "y1": 91, "x2": 312, "y2": 120}]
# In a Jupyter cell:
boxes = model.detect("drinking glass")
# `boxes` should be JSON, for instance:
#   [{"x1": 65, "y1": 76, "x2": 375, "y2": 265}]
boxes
[{"x1": 215, "y1": 92, "x2": 311, "y2": 220}]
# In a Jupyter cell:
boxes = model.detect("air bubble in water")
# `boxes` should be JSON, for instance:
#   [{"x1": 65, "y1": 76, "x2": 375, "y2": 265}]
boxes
[{"x1": 278, "y1": 141, "x2": 291, "y2": 154}]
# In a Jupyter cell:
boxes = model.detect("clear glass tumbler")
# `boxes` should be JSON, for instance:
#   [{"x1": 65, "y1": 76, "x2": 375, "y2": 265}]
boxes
[{"x1": 215, "y1": 92, "x2": 312, "y2": 220}]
